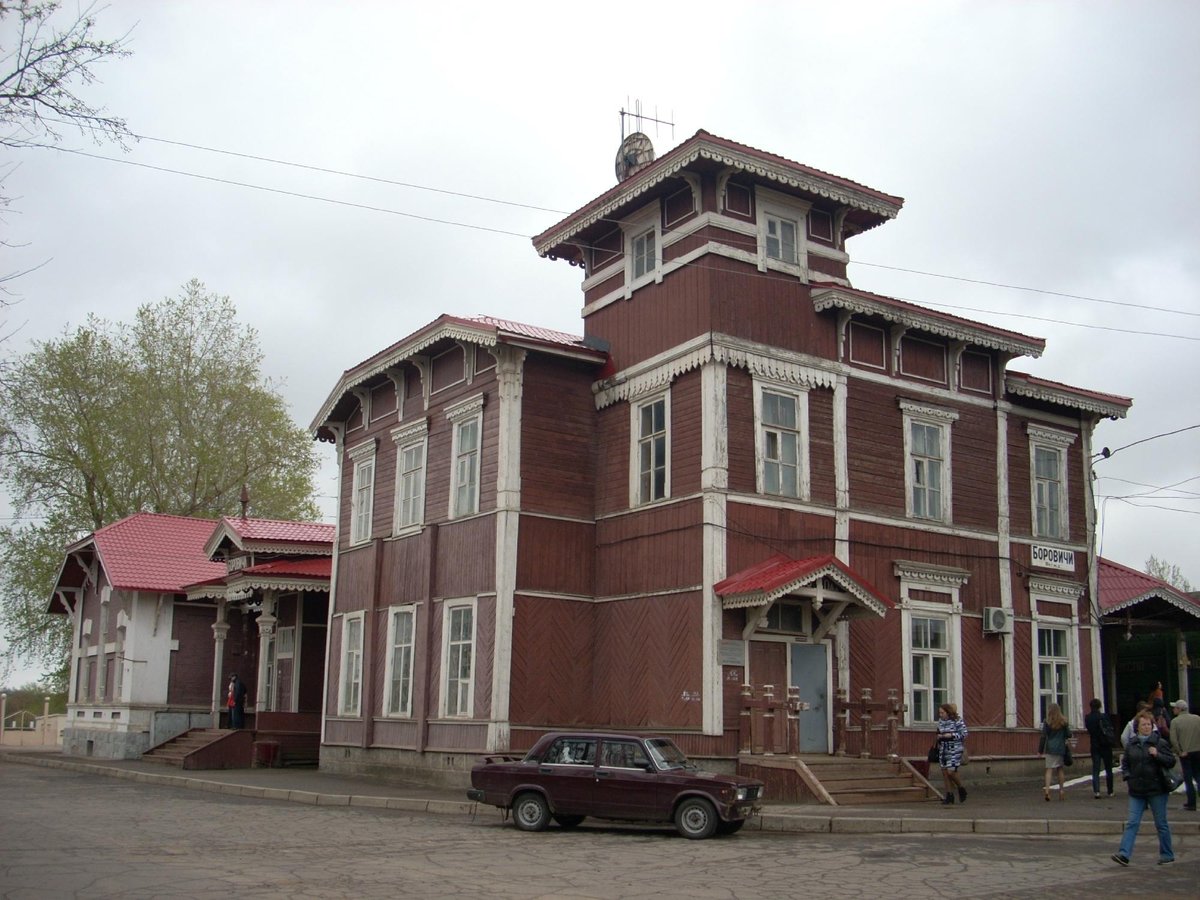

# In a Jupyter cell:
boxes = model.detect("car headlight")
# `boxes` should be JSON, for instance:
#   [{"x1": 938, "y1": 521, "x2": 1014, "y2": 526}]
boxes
[{"x1": 735, "y1": 787, "x2": 750, "y2": 802}]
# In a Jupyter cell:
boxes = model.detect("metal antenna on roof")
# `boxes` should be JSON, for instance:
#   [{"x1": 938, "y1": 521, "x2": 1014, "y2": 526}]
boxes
[
  {"x1": 239, "y1": 484, "x2": 250, "y2": 520},
  {"x1": 619, "y1": 101, "x2": 675, "y2": 142}
]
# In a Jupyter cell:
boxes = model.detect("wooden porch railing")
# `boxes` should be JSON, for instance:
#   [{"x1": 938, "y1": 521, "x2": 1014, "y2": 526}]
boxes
[
  {"x1": 738, "y1": 683, "x2": 808, "y2": 755},
  {"x1": 832, "y1": 687, "x2": 906, "y2": 759}
]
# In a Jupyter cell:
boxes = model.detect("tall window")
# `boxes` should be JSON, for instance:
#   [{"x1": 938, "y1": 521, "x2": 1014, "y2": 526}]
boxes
[
  {"x1": 758, "y1": 387, "x2": 807, "y2": 498},
  {"x1": 1029, "y1": 426, "x2": 1073, "y2": 541},
  {"x1": 1033, "y1": 447, "x2": 1062, "y2": 538},
  {"x1": 765, "y1": 214, "x2": 798, "y2": 264},
  {"x1": 444, "y1": 602, "x2": 475, "y2": 717},
  {"x1": 392, "y1": 427, "x2": 427, "y2": 532},
  {"x1": 901, "y1": 401, "x2": 957, "y2": 523},
  {"x1": 446, "y1": 394, "x2": 484, "y2": 519},
  {"x1": 1037, "y1": 626, "x2": 1070, "y2": 722},
  {"x1": 633, "y1": 394, "x2": 668, "y2": 505},
  {"x1": 910, "y1": 421, "x2": 943, "y2": 519},
  {"x1": 632, "y1": 229, "x2": 656, "y2": 280},
  {"x1": 339, "y1": 613, "x2": 363, "y2": 717},
  {"x1": 910, "y1": 616, "x2": 949, "y2": 724},
  {"x1": 384, "y1": 606, "x2": 416, "y2": 717},
  {"x1": 348, "y1": 440, "x2": 377, "y2": 545}
]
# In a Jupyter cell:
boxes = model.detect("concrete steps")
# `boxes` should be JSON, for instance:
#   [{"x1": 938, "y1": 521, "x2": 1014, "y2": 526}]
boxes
[{"x1": 142, "y1": 729, "x2": 227, "y2": 767}]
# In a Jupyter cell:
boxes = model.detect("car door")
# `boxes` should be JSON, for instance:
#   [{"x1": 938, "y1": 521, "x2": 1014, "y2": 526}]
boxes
[
  {"x1": 535, "y1": 737, "x2": 597, "y2": 815},
  {"x1": 591, "y1": 739, "x2": 660, "y2": 821}
]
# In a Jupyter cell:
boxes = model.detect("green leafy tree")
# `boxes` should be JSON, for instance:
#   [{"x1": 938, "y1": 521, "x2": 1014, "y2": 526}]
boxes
[
  {"x1": 0, "y1": 280, "x2": 321, "y2": 687},
  {"x1": 1145, "y1": 556, "x2": 1193, "y2": 593}
]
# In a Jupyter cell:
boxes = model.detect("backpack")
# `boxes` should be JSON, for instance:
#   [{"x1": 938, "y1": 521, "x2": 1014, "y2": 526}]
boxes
[{"x1": 1096, "y1": 714, "x2": 1116, "y2": 748}]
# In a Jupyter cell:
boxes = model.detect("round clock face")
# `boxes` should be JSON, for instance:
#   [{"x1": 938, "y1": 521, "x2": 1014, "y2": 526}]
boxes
[{"x1": 615, "y1": 132, "x2": 656, "y2": 181}]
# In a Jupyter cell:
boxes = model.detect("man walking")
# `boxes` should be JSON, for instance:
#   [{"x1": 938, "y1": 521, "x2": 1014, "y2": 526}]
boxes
[
  {"x1": 1168, "y1": 699, "x2": 1199, "y2": 811},
  {"x1": 1085, "y1": 697, "x2": 1116, "y2": 798}
]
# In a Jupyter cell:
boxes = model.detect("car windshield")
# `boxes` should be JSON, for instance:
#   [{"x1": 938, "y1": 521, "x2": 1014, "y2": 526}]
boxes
[{"x1": 645, "y1": 738, "x2": 694, "y2": 770}]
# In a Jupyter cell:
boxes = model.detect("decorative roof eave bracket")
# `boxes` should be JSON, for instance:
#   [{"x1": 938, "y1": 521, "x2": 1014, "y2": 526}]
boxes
[
  {"x1": 1102, "y1": 591, "x2": 1200, "y2": 620},
  {"x1": 535, "y1": 139, "x2": 902, "y2": 259},
  {"x1": 1005, "y1": 376, "x2": 1132, "y2": 420},
  {"x1": 813, "y1": 287, "x2": 1045, "y2": 359}
]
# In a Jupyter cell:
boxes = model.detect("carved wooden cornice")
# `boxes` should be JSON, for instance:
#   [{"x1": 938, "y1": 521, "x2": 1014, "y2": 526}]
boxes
[
  {"x1": 594, "y1": 334, "x2": 838, "y2": 409},
  {"x1": 1027, "y1": 575, "x2": 1085, "y2": 601},
  {"x1": 893, "y1": 560, "x2": 971, "y2": 588},
  {"x1": 1006, "y1": 375, "x2": 1131, "y2": 419}
]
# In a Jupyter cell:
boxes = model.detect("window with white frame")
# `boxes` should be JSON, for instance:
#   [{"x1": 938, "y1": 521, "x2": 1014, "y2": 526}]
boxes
[
  {"x1": 896, "y1": 561, "x2": 968, "y2": 726},
  {"x1": 623, "y1": 204, "x2": 660, "y2": 290},
  {"x1": 383, "y1": 605, "x2": 416, "y2": 717},
  {"x1": 900, "y1": 401, "x2": 958, "y2": 523},
  {"x1": 755, "y1": 383, "x2": 809, "y2": 499},
  {"x1": 1028, "y1": 426, "x2": 1074, "y2": 541},
  {"x1": 443, "y1": 601, "x2": 475, "y2": 717},
  {"x1": 348, "y1": 440, "x2": 377, "y2": 545},
  {"x1": 756, "y1": 187, "x2": 809, "y2": 275},
  {"x1": 446, "y1": 394, "x2": 484, "y2": 519},
  {"x1": 632, "y1": 229, "x2": 656, "y2": 279},
  {"x1": 631, "y1": 393, "x2": 669, "y2": 505},
  {"x1": 1036, "y1": 626, "x2": 1070, "y2": 722},
  {"x1": 338, "y1": 613, "x2": 364, "y2": 717},
  {"x1": 392, "y1": 420, "x2": 428, "y2": 533},
  {"x1": 765, "y1": 214, "x2": 798, "y2": 265},
  {"x1": 910, "y1": 615, "x2": 950, "y2": 724}
]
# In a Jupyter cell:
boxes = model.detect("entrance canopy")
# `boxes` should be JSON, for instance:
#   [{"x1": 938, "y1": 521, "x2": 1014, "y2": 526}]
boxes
[
  {"x1": 715, "y1": 554, "x2": 894, "y2": 642},
  {"x1": 1098, "y1": 557, "x2": 1200, "y2": 633}
]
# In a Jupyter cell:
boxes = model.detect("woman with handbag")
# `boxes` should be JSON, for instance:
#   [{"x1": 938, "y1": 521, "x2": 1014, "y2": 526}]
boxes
[
  {"x1": 1038, "y1": 703, "x2": 1072, "y2": 801},
  {"x1": 935, "y1": 703, "x2": 968, "y2": 805},
  {"x1": 1111, "y1": 710, "x2": 1176, "y2": 866}
]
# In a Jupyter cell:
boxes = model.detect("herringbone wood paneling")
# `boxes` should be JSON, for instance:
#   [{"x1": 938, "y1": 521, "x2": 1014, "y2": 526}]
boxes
[{"x1": 509, "y1": 596, "x2": 595, "y2": 725}]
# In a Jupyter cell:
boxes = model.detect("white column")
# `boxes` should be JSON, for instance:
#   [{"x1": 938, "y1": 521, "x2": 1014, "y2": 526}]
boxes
[
  {"x1": 210, "y1": 599, "x2": 229, "y2": 728},
  {"x1": 488, "y1": 346, "x2": 525, "y2": 751},
  {"x1": 833, "y1": 375, "x2": 851, "y2": 695},
  {"x1": 996, "y1": 404, "x2": 1017, "y2": 728},
  {"x1": 700, "y1": 359, "x2": 728, "y2": 736},
  {"x1": 255, "y1": 592, "x2": 278, "y2": 713}
]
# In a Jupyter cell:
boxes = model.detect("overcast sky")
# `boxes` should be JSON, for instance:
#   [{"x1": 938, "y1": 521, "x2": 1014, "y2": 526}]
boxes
[{"x1": 3, "y1": 1, "x2": 1198, "y2": 683}]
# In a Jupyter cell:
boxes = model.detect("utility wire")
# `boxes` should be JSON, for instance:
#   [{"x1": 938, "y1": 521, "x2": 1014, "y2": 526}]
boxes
[
  {"x1": 16, "y1": 124, "x2": 1199, "y2": 322},
  {"x1": 1095, "y1": 423, "x2": 1200, "y2": 460}
]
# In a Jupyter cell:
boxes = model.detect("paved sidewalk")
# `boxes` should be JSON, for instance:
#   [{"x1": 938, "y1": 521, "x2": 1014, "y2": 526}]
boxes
[{"x1": 4, "y1": 747, "x2": 1197, "y2": 838}]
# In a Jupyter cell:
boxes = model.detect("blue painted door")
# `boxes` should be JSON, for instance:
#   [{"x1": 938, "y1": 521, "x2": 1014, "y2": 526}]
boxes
[{"x1": 790, "y1": 643, "x2": 829, "y2": 753}]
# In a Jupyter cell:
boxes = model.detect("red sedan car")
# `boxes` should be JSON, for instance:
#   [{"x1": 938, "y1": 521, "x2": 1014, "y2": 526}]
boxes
[{"x1": 467, "y1": 732, "x2": 764, "y2": 839}]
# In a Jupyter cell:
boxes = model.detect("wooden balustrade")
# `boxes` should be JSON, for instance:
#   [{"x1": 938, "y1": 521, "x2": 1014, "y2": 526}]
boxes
[
  {"x1": 832, "y1": 687, "x2": 906, "y2": 759},
  {"x1": 739, "y1": 684, "x2": 808, "y2": 756}
]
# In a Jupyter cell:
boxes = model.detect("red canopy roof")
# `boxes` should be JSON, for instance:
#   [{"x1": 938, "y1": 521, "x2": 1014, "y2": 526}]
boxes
[
  {"x1": 217, "y1": 517, "x2": 334, "y2": 545},
  {"x1": 1098, "y1": 557, "x2": 1200, "y2": 616},
  {"x1": 715, "y1": 554, "x2": 893, "y2": 616}
]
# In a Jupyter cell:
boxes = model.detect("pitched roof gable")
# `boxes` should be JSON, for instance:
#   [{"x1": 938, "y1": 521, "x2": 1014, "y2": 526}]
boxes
[
  {"x1": 1098, "y1": 556, "x2": 1200, "y2": 616},
  {"x1": 78, "y1": 512, "x2": 226, "y2": 593}
]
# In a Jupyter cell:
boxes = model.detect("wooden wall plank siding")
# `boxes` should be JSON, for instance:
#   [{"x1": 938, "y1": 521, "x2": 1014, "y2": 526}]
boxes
[
  {"x1": 845, "y1": 378, "x2": 906, "y2": 515},
  {"x1": 519, "y1": 355, "x2": 599, "y2": 519},
  {"x1": 473, "y1": 594, "x2": 495, "y2": 719},
  {"x1": 1013, "y1": 620, "x2": 1035, "y2": 727},
  {"x1": 670, "y1": 368, "x2": 703, "y2": 498},
  {"x1": 809, "y1": 387, "x2": 837, "y2": 507},
  {"x1": 434, "y1": 517, "x2": 496, "y2": 599},
  {"x1": 324, "y1": 719, "x2": 362, "y2": 745},
  {"x1": 847, "y1": 521, "x2": 1001, "y2": 607},
  {"x1": 333, "y1": 544, "x2": 376, "y2": 613},
  {"x1": 372, "y1": 718, "x2": 418, "y2": 748},
  {"x1": 378, "y1": 534, "x2": 433, "y2": 607},
  {"x1": 425, "y1": 722, "x2": 489, "y2": 751},
  {"x1": 725, "y1": 368, "x2": 756, "y2": 494},
  {"x1": 594, "y1": 500, "x2": 704, "y2": 598},
  {"x1": 168, "y1": 603, "x2": 217, "y2": 705},
  {"x1": 594, "y1": 399, "x2": 631, "y2": 518},
  {"x1": 509, "y1": 596, "x2": 596, "y2": 725},
  {"x1": 722, "y1": 502, "x2": 837, "y2": 570},
  {"x1": 952, "y1": 405, "x2": 1000, "y2": 529},
  {"x1": 516, "y1": 516, "x2": 595, "y2": 596},
  {"x1": 592, "y1": 591, "x2": 703, "y2": 729}
]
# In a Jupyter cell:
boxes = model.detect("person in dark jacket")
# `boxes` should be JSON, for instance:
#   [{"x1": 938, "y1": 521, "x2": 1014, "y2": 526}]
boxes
[
  {"x1": 1038, "y1": 703, "x2": 1072, "y2": 801},
  {"x1": 1111, "y1": 711, "x2": 1176, "y2": 866},
  {"x1": 227, "y1": 673, "x2": 248, "y2": 729},
  {"x1": 1084, "y1": 697, "x2": 1115, "y2": 799}
]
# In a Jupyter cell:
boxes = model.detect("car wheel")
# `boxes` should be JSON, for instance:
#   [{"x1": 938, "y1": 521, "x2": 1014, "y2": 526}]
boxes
[
  {"x1": 512, "y1": 792, "x2": 550, "y2": 832},
  {"x1": 552, "y1": 814, "x2": 585, "y2": 829},
  {"x1": 715, "y1": 819, "x2": 745, "y2": 835},
  {"x1": 674, "y1": 797, "x2": 718, "y2": 840}
]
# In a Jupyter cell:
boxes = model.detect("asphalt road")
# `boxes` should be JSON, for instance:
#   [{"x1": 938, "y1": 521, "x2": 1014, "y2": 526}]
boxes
[{"x1": 2, "y1": 763, "x2": 1196, "y2": 899}]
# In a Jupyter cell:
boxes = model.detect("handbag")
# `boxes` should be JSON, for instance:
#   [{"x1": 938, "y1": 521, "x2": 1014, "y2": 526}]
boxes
[
  {"x1": 1063, "y1": 746, "x2": 1073, "y2": 767},
  {"x1": 959, "y1": 747, "x2": 969, "y2": 766},
  {"x1": 1160, "y1": 766, "x2": 1184, "y2": 793},
  {"x1": 927, "y1": 742, "x2": 940, "y2": 763}
]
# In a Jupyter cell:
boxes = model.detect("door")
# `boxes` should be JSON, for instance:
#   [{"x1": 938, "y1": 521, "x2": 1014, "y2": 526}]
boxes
[{"x1": 790, "y1": 642, "x2": 829, "y2": 753}]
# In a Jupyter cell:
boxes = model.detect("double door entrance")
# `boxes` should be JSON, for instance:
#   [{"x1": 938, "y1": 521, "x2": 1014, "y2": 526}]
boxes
[{"x1": 748, "y1": 640, "x2": 830, "y2": 753}]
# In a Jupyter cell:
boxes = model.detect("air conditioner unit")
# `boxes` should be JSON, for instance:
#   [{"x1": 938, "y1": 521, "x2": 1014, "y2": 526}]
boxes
[{"x1": 983, "y1": 607, "x2": 1012, "y2": 634}]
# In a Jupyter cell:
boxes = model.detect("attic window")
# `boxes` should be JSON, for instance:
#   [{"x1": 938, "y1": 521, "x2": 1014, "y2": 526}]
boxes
[{"x1": 808, "y1": 209, "x2": 834, "y2": 242}]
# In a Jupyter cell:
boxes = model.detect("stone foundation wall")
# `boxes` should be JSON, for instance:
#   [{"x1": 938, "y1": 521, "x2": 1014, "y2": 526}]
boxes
[
  {"x1": 318, "y1": 745, "x2": 475, "y2": 789},
  {"x1": 62, "y1": 727, "x2": 150, "y2": 760}
]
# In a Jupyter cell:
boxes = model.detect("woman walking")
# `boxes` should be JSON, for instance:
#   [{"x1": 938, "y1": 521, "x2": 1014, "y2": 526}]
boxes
[
  {"x1": 1112, "y1": 710, "x2": 1176, "y2": 866},
  {"x1": 935, "y1": 703, "x2": 968, "y2": 804},
  {"x1": 1039, "y1": 703, "x2": 1072, "y2": 801}
]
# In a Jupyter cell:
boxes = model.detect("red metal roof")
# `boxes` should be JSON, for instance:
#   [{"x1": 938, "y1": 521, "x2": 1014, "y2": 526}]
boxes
[
  {"x1": 218, "y1": 516, "x2": 335, "y2": 545},
  {"x1": 86, "y1": 512, "x2": 226, "y2": 593},
  {"x1": 1098, "y1": 557, "x2": 1200, "y2": 615},
  {"x1": 714, "y1": 553, "x2": 894, "y2": 613},
  {"x1": 241, "y1": 557, "x2": 332, "y2": 579}
]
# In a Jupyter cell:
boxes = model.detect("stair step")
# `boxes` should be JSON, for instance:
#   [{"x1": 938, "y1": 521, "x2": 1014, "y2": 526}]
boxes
[
  {"x1": 831, "y1": 787, "x2": 934, "y2": 805},
  {"x1": 821, "y1": 776, "x2": 915, "y2": 791}
]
